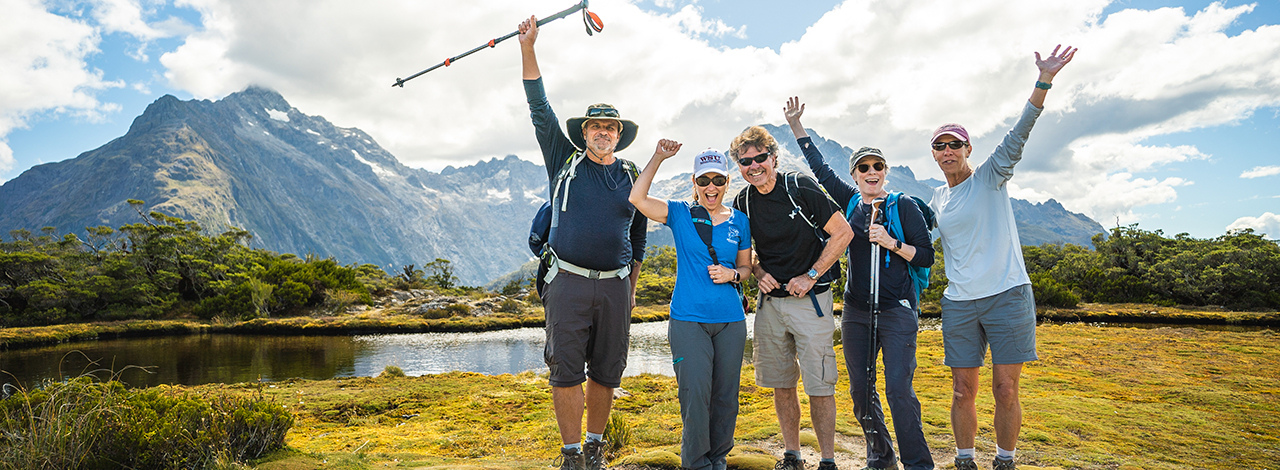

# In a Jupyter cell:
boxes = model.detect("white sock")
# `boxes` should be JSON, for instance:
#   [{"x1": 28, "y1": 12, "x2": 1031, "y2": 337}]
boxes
[
  {"x1": 563, "y1": 442, "x2": 582, "y2": 452},
  {"x1": 585, "y1": 432, "x2": 604, "y2": 443},
  {"x1": 956, "y1": 448, "x2": 975, "y2": 460},
  {"x1": 996, "y1": 446, "x2": 1016, "y2": 460}
]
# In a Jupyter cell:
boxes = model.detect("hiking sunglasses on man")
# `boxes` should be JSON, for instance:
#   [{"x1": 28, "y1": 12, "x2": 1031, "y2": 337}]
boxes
[
  {"x1": 731, "y1": 124, "x2": 853, "y2": 470},
  {"x1": 519, "y1": 15, "x2": 647, "y2": 470}
]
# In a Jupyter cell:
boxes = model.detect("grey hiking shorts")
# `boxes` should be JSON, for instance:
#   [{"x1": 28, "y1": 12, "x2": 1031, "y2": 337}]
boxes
[
  {"x1": 543, "y1": 270, "x2": 632, "y2": 388},
  {"x1": 941, "y1": 283, "x2": 1038, "y2": 368}
]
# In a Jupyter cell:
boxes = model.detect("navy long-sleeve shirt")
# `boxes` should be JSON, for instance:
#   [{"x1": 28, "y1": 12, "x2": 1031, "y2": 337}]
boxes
[
  {"x1": 525, "y1": 78, "x2": 646, "y2": 271},
  {"x1": 799, "y1": 137, "x2": 934, "y2": 313}
]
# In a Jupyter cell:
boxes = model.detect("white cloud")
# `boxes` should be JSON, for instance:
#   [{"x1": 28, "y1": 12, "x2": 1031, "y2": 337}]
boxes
[
  {"x1": 3, "y1": 0, "x2": 1273, "y2": 229},
  {"x1": 0, "y1": 0, "x2": 122, "y2": 146},
  {"x1": 0, "y1": 140, "x2": 13, "y2": 175},
  {"x1": 1227, "y1": 212, "x2": 1280, "y2": 239},
  {"x1": 92, "y1": 0, "x2": 166, "y2": 40},
  {"x1": 1241, "y1": 165, "x2": 1280, "y2": 178}
]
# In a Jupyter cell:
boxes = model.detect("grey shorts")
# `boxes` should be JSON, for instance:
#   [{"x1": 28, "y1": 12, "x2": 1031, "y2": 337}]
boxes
[
  {"x1": 543, "y1": 271, "x2": 632, "y2": 388},
  {"x1": 752, "y1": 291, "x2": 838, "y2": 396},
  {"x1": 940, "y1": 283, "x2": 1038, "y2": 368}
]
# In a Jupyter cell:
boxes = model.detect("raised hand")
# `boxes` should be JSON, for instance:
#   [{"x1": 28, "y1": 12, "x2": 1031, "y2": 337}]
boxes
[
  {"x1": 784, "y1": 96, "x2": 808, "y2": 139},
  {"x1": 518, "y1": 15, "x2": 539, "y2": 46},
  {"x1": 784, "y1": 96, "x2": 805, "y2": 125},
  {"x1": 653, "y1": 139, "x2": 682, "y2": 161},
  {"x1": 1035, "y1": 44, "x2": 1076, "y2": 79}
]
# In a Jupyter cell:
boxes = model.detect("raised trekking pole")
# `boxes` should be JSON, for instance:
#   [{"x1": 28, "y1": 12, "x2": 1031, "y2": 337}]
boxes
[
  {"x1": 861, "y1": 198, "x2": 886, "y2": 436},
  {"x1": 392, "y1": 0, "x2": 603, "y2": 87}
]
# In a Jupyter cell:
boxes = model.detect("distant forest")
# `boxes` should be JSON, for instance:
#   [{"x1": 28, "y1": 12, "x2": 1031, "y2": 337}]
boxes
[{"x1": 3, "y1": 203, "x2": 1278, "y2": 328}]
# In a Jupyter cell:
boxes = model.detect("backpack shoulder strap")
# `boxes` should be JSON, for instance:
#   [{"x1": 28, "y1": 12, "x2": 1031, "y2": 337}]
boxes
[
  {"x1": 621, "y1": 159, "x2": 640, "y2": 183},
  {"x1": 689, "y1": 204, "x2": 716, "y2": 261}
]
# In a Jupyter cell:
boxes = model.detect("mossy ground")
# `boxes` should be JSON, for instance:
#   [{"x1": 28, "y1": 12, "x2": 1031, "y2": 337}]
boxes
[{"x1": 200, "y1": 323, "x2": 1280, "y2": 470}]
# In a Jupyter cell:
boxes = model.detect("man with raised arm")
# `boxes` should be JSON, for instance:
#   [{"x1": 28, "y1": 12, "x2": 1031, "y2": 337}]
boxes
[{"x1": 518, "y1": 14, "x2": 647, "y2": 470}]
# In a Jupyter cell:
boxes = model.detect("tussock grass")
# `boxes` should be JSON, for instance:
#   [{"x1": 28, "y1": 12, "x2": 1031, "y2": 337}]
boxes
[
  {"x1": 1, "y1": 368, "x2": 292, "y2": 469},
  {"x1": 209, "y1": 324, "x2": 1279, "y2": 469}
]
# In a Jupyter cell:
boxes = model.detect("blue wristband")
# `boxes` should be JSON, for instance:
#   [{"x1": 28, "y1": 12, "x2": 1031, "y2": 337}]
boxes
[{"x1": 1035, "y1": 80, "x2": 1052, "y2": 90}]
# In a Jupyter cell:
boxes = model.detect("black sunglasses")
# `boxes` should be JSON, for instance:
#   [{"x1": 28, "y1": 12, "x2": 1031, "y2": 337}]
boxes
[
  {"x1": 931, "y1": 141, "x2": 968, "y2": 151},
  {"x1": 856, "y1": 162, "x2": 886, "y2": 173},
  {"x1": 586, "y1": 106, "x2": 620, "y2": 118},
  {"x1": 736, "y1": 151, "x2": 771, "y2": 167},
  {"x1": 695, "y1": 175, "x2": 728, "y2": 187}
]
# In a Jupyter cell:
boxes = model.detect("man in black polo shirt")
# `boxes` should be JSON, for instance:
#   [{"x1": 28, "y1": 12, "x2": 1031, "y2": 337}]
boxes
[{"x1": 731, "y1": 126, "x2": 852, "y2": 470}]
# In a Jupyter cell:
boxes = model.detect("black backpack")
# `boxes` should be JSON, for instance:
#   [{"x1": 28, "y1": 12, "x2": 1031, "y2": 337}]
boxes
[{"x1": 740, "y1": 171, "x2": 842, "y2": 286}]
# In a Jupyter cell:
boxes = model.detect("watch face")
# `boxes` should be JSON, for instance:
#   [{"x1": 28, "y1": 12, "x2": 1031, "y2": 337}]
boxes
[{"x1": 807, "y1": 269, "x2": 819, "y2": 279}]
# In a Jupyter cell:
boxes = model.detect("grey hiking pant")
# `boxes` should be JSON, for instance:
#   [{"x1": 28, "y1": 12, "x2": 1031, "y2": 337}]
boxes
[
  {"x1": 669, "y1": 318, "x2": 747, "y2": 470},
  {"x1": 842, "y1": 303, "x2": 934, "y2": 470}
]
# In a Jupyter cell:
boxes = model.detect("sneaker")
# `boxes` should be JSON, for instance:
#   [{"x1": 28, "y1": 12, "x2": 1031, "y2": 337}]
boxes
[
  {"x1": 953, "y1": 457, "x2": 978, "y2": 470},
  {"x1": 556, "y1": 447, "x2": 585, "y2": 470},
  {"x1": 775, "y1": 453, "x2": 805, "y2": 470},
  {"x1": 584, "y1": 439, "x2": 609, "y2": 470},
  {"x1": 818, "y1": 461, "x2": 839, "y2": 470},
  {"x1": 992, "y1": 457, "x2": 1017, "y2": 470}
]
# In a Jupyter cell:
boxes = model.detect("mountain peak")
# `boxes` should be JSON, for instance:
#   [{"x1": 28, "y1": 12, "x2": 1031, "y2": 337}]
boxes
[{"x1": 222, "y1": 85, "x2": 291, "y2": 111}]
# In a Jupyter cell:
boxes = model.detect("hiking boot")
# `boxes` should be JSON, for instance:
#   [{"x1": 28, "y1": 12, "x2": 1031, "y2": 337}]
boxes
[
  {"x1": 953, "y1": 457, "x2": 978, "y2": 470},
  {"x1": 860, "y1": 463, "x2": 898, "y2": 470},
  {"x1": 992, "y1": 457, "x2": 1017, "y2": 470},
  {"x1": 818, "y1": 461, "x2": 839, "y2": 470},
  {"x1": 584, "y1": 439, "x2": 609, "y2": 470},
  {"x1": 556, "y1": 447, "x2": 585, "y2": 470},
  {"x1": 774, "y1": 453, "x2": 805, "y2": 470}
]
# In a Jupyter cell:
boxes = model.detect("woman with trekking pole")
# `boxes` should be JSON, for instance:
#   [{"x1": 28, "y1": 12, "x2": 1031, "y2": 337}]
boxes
[
  {"x1": 629, "y1": 140, "x2": 752, "y2": 470},
  {"x1": 787, "y1": 97, "x2": 936, "y2": 470}
]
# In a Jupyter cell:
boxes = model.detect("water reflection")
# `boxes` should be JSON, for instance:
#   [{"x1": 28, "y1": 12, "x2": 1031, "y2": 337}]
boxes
[
  {"x1": 1, "y1": 317, "x2": 755, "y2": 388},
  {"x1": 0, "y1": 335, "x2": 359, "y2": 389}
]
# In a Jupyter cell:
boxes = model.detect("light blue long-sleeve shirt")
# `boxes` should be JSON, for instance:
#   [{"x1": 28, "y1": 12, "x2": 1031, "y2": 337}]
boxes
[{"x1": 931, "y1": 100, "x2": 1043, "y2": 301}]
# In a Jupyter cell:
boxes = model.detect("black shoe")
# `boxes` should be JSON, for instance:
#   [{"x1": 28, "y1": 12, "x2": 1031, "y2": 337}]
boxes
[
  {"x1": 817, "y1": 461, "x2": 839, "y2": 470},
  {"x1": 775, "y1": 453, "x2": 805, "y2": 470},
  {"x1": 953, "y1": 457, "x2": 978, "y2": 470},
  {"x1": 992, "y1": 457, "x2": 1017, "y2": 470},
  {"x1": 556, "y1": 447, "x2": 585, "y2": 470},
  {"x1": 584, "y1": 439, "x2": 609, "y2": 470}
]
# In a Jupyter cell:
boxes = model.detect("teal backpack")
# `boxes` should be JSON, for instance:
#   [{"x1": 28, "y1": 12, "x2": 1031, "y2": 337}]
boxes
[{"x1": 844, "y1": 192, "x2": 936, "y2": 298}]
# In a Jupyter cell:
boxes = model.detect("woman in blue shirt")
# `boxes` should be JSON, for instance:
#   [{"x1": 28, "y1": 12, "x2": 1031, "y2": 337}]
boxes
[{"x1": 629, "y1": 140, "x2": 752, "y2": 470}]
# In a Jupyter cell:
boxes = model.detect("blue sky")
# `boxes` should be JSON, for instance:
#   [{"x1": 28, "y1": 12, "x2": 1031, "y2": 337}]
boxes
[{"x1": 1, "y1": 0, "x2": 1277, "y2": 239}]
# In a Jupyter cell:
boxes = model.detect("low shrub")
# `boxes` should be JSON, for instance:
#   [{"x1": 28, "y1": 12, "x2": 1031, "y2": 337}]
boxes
[{"x1": 0, "y1": 376, "x2": 292, "y2": 469}]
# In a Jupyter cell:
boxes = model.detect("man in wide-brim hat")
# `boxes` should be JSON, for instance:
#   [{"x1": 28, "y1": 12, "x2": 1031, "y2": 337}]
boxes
[{"x1": 518, "y1": 13, "x2": 648, "y2": 470}]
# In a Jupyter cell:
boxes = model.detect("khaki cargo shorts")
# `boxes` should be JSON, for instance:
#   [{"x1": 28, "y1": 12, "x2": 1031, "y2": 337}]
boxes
[{"x1": 752, "y1": 291, "x2": 838, "y2": 396}]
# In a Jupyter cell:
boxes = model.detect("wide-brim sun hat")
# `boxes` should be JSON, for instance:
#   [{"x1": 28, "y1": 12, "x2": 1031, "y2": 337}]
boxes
[{"x1": 567, "y1": 103, "x2": 639, "y2": 153}]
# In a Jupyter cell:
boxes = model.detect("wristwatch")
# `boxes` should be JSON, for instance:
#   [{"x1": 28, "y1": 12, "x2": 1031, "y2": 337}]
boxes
[
  {"x1": 733, "y1": 271, "x2": 740, "y2": 283},
  {"x1": 894, "y1": 239, "x2": 902, "y2": 252},
  {"x1": 806, "y1": 268, "x2": 819, "y2": 279}
]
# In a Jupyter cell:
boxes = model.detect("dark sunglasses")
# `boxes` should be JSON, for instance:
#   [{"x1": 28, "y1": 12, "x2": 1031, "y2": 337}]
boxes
[
  {"x1": 856, "y1": 162, "x2": 886, "y2": 173},
  {"x1": 931, "y1": 141, "x2": 968, "y2": 151},
  {"x1": 586, "y1": 106, "x2": 620, "y2": 118},
  {"x1": 736, "y1": 151, "x2": 771, "y2": 167},
  {"x1": 695, "y1": 175, "x2": 728, "y2": 187}
]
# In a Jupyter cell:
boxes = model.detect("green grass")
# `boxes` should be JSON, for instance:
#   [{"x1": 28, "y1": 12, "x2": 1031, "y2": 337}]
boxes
[{"x1": 186, "y1": 323, "x2": 1280, "y2": 470}]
